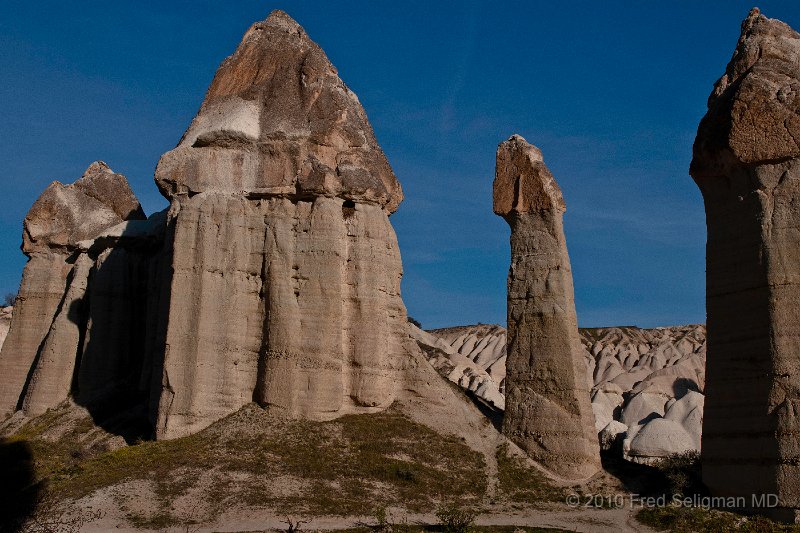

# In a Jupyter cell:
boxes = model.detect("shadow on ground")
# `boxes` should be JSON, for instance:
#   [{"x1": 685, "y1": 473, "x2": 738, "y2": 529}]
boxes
[{"x1": 0, "y1": 438, "x2": 40, "y2": 532}]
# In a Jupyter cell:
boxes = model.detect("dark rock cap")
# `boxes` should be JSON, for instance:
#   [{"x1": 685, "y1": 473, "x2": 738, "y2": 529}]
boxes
[
  {"x1": 691, "y1": 8, "x2": 800, "y2": 181},
  {"x1": 493, "y1": 134, "x2": 565, "y2": 218}
]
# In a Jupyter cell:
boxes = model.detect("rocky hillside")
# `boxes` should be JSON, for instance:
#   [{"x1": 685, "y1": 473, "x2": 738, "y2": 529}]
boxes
[
  {"x1": 0, "y1": 306, "x2": 11, "y2": 351},
  {"x1": 418, "y1": 323, "x2": 706, "y2": 464}
]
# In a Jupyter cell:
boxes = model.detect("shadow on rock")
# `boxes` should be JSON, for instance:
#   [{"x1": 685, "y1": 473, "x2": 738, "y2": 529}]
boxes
[
  {"x1": 673, "y1": 377, "x2": 701, "y2": 399},
  {"x1": 600, "y1": 449, "x2": 664, "y2": 496}
]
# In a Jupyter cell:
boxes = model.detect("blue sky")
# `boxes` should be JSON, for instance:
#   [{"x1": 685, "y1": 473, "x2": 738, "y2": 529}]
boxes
[{"x1": 1, "y1": 2, "x2": 797, "y2": 328}]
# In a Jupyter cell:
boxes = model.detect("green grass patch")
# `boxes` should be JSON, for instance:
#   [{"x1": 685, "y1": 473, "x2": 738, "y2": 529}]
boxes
[
  {"x1": 5, "y1": 404, "x2": 488, "y2": 526},
  {"x1": 495, "y1": 443, "x2": 564, "y2": 504},
  {"x1": 636, "y1": 505, "x2": 800, "y2": 532}
]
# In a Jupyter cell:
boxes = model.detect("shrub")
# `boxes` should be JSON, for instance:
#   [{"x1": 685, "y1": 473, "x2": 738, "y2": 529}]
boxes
[
  {"x1": 283, "y1": 517, "x2": 304, "y2": 532},
  {"x1": 373, "y1": 504, "x2": 389, "y2": 531},
  {"x1": 656, "y1": 450, "x2": 703, "y2": 497},
  {"x1": 2, "y1": 292, "x2": 15, "y2": 307},
  {"x1": 435, "y1": 503, "x2": 477, "y2": 533}
]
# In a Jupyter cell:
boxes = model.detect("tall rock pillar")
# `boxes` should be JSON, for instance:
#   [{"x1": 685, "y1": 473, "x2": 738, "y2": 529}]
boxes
[
  {"x1": 494, "y1": 135, "x2": 600, "y2": 480},
  {"x1": 0, "y1": 162, "x2": 147, "y2": 416},
  {"x1": 151, "y1": 10, "x2": 409, "y2": 439},
  {"x1": 692, "y1": 8, "x2": 800, "y2": 522}
]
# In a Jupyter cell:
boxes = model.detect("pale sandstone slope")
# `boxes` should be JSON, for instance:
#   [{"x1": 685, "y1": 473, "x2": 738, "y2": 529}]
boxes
[{"x1": 423, "y1": 323, "x2": 707, "y2": 464}]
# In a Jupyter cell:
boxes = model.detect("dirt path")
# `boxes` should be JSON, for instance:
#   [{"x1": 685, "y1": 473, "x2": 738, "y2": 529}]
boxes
[{"x1": 82, "y1": 504, "x2": 659, "y2": 533}]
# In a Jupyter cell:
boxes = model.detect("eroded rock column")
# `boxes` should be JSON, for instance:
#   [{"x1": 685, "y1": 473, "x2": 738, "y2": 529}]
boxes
[
  {"x1": 692, "y1": 8, "x2": 800, "y2": 521},
  {"x1": 0, "y1": 162, "x2": 148, "y2": 417},
  {"x1": 494, "y1": 135, "x2": 600, "y2": 480},
  {"x1": 152, "y1": 10, "x2": 408, "y2": 439}
]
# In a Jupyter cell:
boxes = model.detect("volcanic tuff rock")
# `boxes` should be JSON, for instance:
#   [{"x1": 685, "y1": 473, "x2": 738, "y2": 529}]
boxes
[
  {"x1": 0, "y1": 162, "x2": 160, "y2": 418},
  {"x1": 0, "y1": 307, "x2": 11, "y2": 351},
  {"x1": 154, "y1": 10, "x2": 402, "y2": 213},
  {"x1": 22, "y1": 161, "x2": 146, "y2": 254},
  {"x1": 0, "y1": 10, "x2": 415, "y2": 440},
  {"x1": 410, "y1": 324, "x2": 505, "y2": 411},
  {"x1": 691, "y1": 8, "x2": 800, "y2": 521},
  {"x1": 151, "y1": 10, "x2": 409, "y2": 439},
  {"x1": 423, "y1": 323, "x2": 707, "y2": 463},
  {"x1": 493, "y1": 135, "x2": 601, "y2": 480}
]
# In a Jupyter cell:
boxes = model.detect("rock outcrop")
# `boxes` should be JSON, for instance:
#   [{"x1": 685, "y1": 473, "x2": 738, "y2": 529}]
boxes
[
  {"x1": 410, "y1": 323, "x2": 505, "y2": 411},
  {"x1": 691, "y1": 8, "x2": 800, "y2": 521},
  {"x1": 0, "y1": 162, "x2": 154, "y2": 418},
  {"x1": 0, "y1": 10, "x2": 413, "y2": 441},
  {"x1": 151, "y1": 10, "x2": 407, "y2": 439},
  {"x1": 423, "y1": 323, "x2": 707, "y2": 464},
  {"x1": 493, "y1": 135, "x2": 601, "y2": 480}
]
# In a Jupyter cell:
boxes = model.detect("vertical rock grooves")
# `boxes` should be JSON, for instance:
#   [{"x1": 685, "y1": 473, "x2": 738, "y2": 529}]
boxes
[
  {"x1": 0, "y1": 9, "x2": 427, "y2": 445},
  {"x1": 0, "y1": 162, "x2": 151, "y2": 419},
  {"x1": 494, "y1": 135, "x2": 601, "y2": 481},
  {"x1": 692, "y1": 8, "x2": 800, "y2": 522},
  {"x1": 149, "y1": 9, "x2": 409, "y2": 438}
]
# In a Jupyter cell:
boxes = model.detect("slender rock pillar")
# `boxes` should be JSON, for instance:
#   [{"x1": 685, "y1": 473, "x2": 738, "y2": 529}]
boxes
[{"x1": 494, "y1": 134, "x2": 601, "y2": 480}]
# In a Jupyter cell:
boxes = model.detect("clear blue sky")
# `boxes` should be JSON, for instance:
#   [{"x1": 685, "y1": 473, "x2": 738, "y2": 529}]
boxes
[{"x1": 1, "y1": 2, "x2": 796, "y2": 328}]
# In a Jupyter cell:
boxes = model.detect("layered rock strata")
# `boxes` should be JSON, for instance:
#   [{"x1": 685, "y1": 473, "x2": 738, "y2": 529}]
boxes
[
  {"x1": 0, "y1": 10, "x2": 411, "y2": 441},
  {"x1": 493, "y1": 135, "x2": 601, "y2": 480},
  {"x1": 0, "y1": 162, "x2": 160, "y2": 417},
  {"x1": 691, "y1": 8, "x2": 800, "y2": 521},
  {"x1": 151, "y1": 10, "x2": 407, "y2": 438}
]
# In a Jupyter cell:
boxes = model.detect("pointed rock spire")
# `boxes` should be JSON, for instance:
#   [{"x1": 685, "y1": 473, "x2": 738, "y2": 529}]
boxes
[{"x1": 155, "y1": 10, "x2": 403, "y2": 212}]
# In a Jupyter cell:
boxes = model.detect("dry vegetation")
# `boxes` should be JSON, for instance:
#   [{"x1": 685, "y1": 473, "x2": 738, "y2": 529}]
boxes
[
  {"x1": 494, "y1": 443, "x2": 564, "y2": 505},
  {"x1": 6, "y1": 402, "x2": 798, "y2": 532},
  {"x1": 1, "y1": 403, "x2": 494, "y2": 529},
  {"x1": 636, "y1": 506, "x2": 800, "y2": 533}
]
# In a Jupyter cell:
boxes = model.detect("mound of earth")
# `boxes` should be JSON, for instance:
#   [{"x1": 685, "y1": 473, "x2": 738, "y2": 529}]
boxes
[
  {"x1": 418, "y1": 324, "x2": 706, "y2": 464},
  {"x1": 0, "y1": 386, "x2": 648, "y2": 532}
]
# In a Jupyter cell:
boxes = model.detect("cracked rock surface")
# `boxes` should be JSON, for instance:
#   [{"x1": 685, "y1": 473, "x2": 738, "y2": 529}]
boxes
[
  {"x1": 493, "y1": 134, "x2": 601, "y2": 481},
  {"x1": 692, "y1": 8, "x2": 800, "y2": 521}
]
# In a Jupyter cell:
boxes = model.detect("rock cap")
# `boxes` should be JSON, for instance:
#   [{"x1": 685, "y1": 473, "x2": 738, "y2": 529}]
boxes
[
  {"x1": 155, "y1": 10, "x2": 403, "y2": 212},
  {"x1": 691, "y1": 8, "x2": 800, "y2": 181},
  {"x1": 493, "y1": 134, "x2": 565, "y2": 217},
  {"x1": 23, "y1": 162, "x2": 145, "y2": 254}
]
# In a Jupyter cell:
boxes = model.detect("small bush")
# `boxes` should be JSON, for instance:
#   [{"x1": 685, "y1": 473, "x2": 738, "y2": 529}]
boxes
[
  {"x1": 372, "y1": 504, "x2": 389, "y2": 531},
  {"x1": 656, "y1": 450, "x2": 703, "y2": 497},
  {"x1": 283, "y1": 517, "x2": 304, "y2": 532},
  {"x1": 2, "y1": 292, "x2": 15, "y2": 307},
  {"x1": 636, "y1": 505, "x2": 800, "y2": 533},
  {"x1": 435, "y1": 503, "x2": 477, "y2": 533},
  {"x1": 407, "y1": 316, "x2": 422, "y2": 328}
]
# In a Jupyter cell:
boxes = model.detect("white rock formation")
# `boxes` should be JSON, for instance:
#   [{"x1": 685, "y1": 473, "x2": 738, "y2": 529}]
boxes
[{"x1": 421, "y1": 323, "x2": 707, "y2": 463}]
